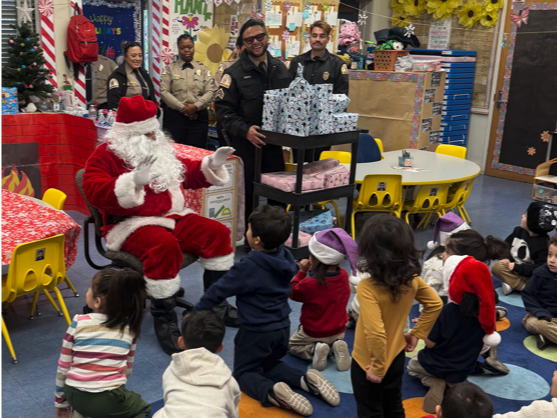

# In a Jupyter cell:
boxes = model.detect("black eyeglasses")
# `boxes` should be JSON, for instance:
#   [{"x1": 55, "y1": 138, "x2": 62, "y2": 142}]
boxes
[{"x1": 243, "y1": 33, "x2": 267, "y2": 45}]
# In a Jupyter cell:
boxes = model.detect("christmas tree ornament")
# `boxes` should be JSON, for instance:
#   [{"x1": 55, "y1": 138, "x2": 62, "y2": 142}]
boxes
[
  {"x1": 20, "y1": 52, "x2": 23, "y2": 56},
  {"x1": 33, "y1": 62, "x2": 36, "y2": 66},
  {"x1": 25, "y1": 85, "x2": 28, "y2": 88},
  {"x1": 17, "y1": 68, "x2": 21, "y2": 72},
  {"x1": 30, "y1": 85, "x2": 34, "y2": 88},
  {"x1": 6, "y1": 67, "x2": 10, "y2": 70},
  {"x1": 26, "y1": 38, "x2": 30, "y2": 41},
  {"x1": 9, "y1": 40, "x2": 14, "y2": 43},
  {"x1": 22, "y1": 65, "x2": 26, "y2": 68},
  {"x1": 30, "y1": 48, "x2": 34, "y2": 52},
  {"x1": 21, "y1": 43, "x2": 25, "y2": 46}
]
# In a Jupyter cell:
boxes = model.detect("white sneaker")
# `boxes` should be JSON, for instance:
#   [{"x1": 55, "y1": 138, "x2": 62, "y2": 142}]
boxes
[
  {"x1": 270, "y1": 382, "x2": 313, "y2": 416},
  {"x1": 312, "y1": 342, "x2": 329, "y2": 371},
  {"x1": 501, "y1": 283, "x2": 513, "y2": 295},
  {"x1": 304, "y1": 369, "x2": 340, "y2": 407},
  {"x1": 331, "y1": 340, "x2": 351, "y2": 371}
]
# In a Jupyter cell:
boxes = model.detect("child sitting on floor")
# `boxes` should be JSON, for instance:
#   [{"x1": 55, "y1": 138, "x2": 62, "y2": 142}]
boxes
[
  {"x1": 289, "y1": 228, "x2": 356, "y2": 372},
  {"x1": 54, "y1": 268, "x2": 150, "y2": 418},
  {"x1": 153, "y1": 311, "x2": 241, "y2": 418},
  {"x1": 522, "y1": 234, "x2": 557, "y2": 350},
  {"x1": 408, "y1": 254, "x2": 502, "y2": 413},
  {"x1": 434, "y1": 382, "x2": 493, "y2": 418},
  {"x1": 194, "y1": 205, "x2": 339, "y2": 417},
  {"x1": 492, "y1": 202, "x2": 555, "y2": 295},
  {"x1": 351, "y1": 214, "x2": 443, "y2": 417}
]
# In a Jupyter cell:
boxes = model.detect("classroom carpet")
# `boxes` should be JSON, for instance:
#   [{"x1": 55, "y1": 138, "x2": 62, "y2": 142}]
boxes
[{"x1": 2, "y1": 175, "x2": 556, "y2": 418}]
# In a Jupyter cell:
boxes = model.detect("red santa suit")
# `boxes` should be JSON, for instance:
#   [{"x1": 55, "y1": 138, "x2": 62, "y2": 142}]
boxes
[{"x1": 81, "y1": 95, "x2": 235, "y2": 301}]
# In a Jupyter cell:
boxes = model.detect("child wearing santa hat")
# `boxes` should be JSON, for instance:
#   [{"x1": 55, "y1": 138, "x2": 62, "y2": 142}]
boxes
[
  {"x1": 408, "y1": 253, "x2": 504, "y2": 413},
  {"x1": 492, "y1": 202, "x2": 556, "y2": 295},
  {"x1": 289, "y1": 229, "x2": 357, "y2": 372}
]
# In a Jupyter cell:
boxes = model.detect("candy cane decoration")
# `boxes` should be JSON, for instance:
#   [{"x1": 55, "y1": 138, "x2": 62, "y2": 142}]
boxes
[
  {"x1": 74, "y1": 64, "x2": 87, "y2": 107},
  {"x1": 151, "y1": 0, "x2": 162, "y2": 98},
  {"x1": 162, "y1": 0, "x2": 170, "y2": 50},
  {"x1": 38, "y1": 0, "x2": 57, "y2": 89}
]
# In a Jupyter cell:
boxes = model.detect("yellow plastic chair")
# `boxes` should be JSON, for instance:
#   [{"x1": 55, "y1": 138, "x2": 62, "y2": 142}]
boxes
[
  {"x1": 435, "y1": 144, "x2": 467, "y2": 159},
  {"x1": 374, "y1": 138, "x2": 385, "y2": 160},
  {"x1": 2, "y1": 234, "x2": 72, "y2": 363},
  {"x1": 403, "y1": 184, "x2": 450, "y2": 229},
  {"x1": 455, "y1": 178, "x2": 474, "y2": 224},
  {"x1": 441, "y1": 178, "x2": 474, "y2": 224},
  {"x1": 286, "y1": 152, "x2": 351, "y2": 226},
  {"x1": 351, "y1": 174, "x2": 403, "y2": 239},
  {"x1": 41, "y1": 189, "x2": 78, "y2": 297}
]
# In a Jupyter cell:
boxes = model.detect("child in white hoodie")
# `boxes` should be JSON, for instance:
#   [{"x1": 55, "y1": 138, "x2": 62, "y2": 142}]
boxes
[{"x1": 154, "y1": 311, "x2": 241, "y2": 418}]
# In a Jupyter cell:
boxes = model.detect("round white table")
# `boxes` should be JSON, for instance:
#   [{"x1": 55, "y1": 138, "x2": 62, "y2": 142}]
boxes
[{"x1": 344, "y1": 150, "x2": 481, "y2": 185}]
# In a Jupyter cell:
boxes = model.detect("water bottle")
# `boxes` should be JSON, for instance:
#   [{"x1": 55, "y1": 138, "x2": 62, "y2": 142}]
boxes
[
  {"x1": 58, "y1": 93, "x2": 65, "y2": 112},
  {"x1": 97, "y1": 112, "x2": 107, "y2": 124},
  {"x1": 107, "y1": 110, "x2": 115, "y2": 125},
  {"x1": 88, "y1": 105, "x2": 97, "y2": 121}
]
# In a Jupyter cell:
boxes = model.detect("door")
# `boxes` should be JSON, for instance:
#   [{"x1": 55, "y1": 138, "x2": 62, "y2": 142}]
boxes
[{"x1": 484, "y1": 1, "x2": 557, "y2": 182}]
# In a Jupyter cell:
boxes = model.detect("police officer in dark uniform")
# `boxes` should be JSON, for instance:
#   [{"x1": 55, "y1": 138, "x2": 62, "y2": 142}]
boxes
[
  {"x1": 288, "y1": 20, "x2": 349, "y2": 95},
  {"x1": 107, "y1": 42, "x2": 160, "y2": 115},
  {"x1": 214, "y1": 19, "x2": 291, "y2": 244}
]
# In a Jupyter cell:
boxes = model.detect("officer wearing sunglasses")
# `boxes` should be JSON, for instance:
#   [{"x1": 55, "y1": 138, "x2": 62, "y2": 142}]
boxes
[{"x1": 215, "y1": 20, "x2": 291, "y2": 243}]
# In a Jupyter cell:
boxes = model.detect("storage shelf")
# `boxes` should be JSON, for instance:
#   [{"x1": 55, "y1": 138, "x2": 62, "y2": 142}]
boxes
[
  {"x1": 254, "y1": 184, "x2": 355, "y2": 206},
  {"x1": 260, "y1": 129, "x2": 364, "y2": 149}
]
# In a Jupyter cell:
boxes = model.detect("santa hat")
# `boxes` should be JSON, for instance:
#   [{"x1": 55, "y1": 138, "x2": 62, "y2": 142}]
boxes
[
  {"x1": 111, "y1": 95, "x2": 160, "y2": 136},
  {"x1": 444, "y1": 255, "x2": 501, "y2": 347},
  {"x1": 308, "y1": 228, "x2": 358, "y2": 277},
  {"x1": 427, "y1": 212, "x2": 470, "y2": 250},
  {"x1": 527, "y1": 201, "x2": 557, "y2": 235}
]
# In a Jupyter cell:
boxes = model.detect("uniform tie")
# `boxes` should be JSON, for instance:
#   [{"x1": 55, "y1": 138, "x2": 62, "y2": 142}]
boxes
[
  {"x1": 132, "y1": 69, "x2": 149, "y2": 99},
  {"x1": 258, "y1": 61, "x2": 267, "y2": 73},
  {"x1": 85, "y1": 64, "x2": 92, "y2": 103},
  {"x1": 182, "y1": 62, "x2": 194, "y2": 70}
]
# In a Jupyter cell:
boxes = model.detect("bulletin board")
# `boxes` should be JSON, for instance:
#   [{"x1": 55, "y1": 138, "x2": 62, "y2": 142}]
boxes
[
  {"x1": 263, "y1": 0, "x2": 340, "y2": 60},
  {"x1": 410, "y1": 13, "x2": 500, "y2": 113}
]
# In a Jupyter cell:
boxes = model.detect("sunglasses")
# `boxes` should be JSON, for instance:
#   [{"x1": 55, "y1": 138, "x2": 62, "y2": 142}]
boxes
[{"x1": 243, "y1": 33, "x2": 267, "y2": 45}]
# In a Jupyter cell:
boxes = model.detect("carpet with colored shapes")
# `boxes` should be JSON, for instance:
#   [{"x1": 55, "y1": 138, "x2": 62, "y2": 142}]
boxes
[{"x1": 149, "y1": 277, "x2": 556, "y2": 418}]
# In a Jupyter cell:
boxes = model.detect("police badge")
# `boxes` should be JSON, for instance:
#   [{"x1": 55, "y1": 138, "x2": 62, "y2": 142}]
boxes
[{"x1": 323, "y1": 72, "x2": 330, "y2": 81}]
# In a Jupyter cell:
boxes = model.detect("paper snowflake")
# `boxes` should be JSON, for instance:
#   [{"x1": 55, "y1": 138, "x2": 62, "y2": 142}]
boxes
[
  {"x1": 305, "y1": 2, "x2": 311, "y2": 11},
  {"x1": 265, "y1": 0, "x2": 273, "y2": 11},
  {"x1": 357, "y1": 12, "x2": 368, "y2": 25},
  {"x1": 282, "y1": 30, "x2": 290, "y2": 41},
  {"x1": 541, "y1": 131, "x2": 550, "y2": 142},
  {"x1": 527, "y1": 147, "x2": 536, "y2": 156},
  {"x1": 405, "y1": 24, "x2": 416, "y2": 37},
  {"x1": 284, "y1": 1, "x2": 292, "y2": 12}
]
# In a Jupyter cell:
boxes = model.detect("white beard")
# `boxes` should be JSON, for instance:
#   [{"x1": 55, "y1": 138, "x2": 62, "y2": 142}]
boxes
[{"x1": 105, "y1": 129, "x2": 185, "y2": 193}]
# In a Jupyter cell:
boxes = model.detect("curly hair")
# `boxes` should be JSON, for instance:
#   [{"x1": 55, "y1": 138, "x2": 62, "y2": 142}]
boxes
[{"x1": 357, "y1": 214, "x2": 422, "y2": 301}]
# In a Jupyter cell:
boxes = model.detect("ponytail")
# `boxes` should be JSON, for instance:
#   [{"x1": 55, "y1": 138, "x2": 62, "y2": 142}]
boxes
[
  {"x1": 91, "y1": 267, "x2": 147, "y2": 338},
  {"x1": 446, "y1": 230, "x2": 509, "y2": 263}
]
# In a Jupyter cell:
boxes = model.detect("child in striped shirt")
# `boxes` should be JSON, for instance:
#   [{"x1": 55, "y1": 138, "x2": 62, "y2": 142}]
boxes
[{"x1": 54, "y1": 268, "x2": 150, "y2": 418}]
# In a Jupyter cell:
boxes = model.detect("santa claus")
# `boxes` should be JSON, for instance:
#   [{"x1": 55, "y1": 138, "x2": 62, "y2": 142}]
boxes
[{"x1": 82, "y1": 95, "x2": 238, "y2": 355}]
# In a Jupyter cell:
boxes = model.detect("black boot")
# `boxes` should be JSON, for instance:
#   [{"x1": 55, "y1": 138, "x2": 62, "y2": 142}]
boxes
[
  {"x1": 150, "y1": 296, "x2": 182, "y2": 356},
  {"x1": 203, "y1": 270, "x2": 241, "y2": 327}
]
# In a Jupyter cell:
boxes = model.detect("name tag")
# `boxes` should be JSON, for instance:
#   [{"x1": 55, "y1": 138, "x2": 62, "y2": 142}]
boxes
[{"x1": 244, "y1": 76, "x2": 252, "y2": 79}]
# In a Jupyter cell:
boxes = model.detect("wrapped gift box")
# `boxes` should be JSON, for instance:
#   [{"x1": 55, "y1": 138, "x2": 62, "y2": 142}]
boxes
[
  {"x1": 330, "y1": 94, "x2": 351, "y2": 114},
  {"x1": 291, "y1": 209, "x2": 334, "y2": 235},
  {"x1": 2, "y1": 88, "x2": 18, "y2": 115},
  {"x1": 261, "y1": 171, "x2": 324, "y2": 193},
  {"x1": 323, "y1": 165, "x2": 350, "y2": 189},
  {"x1": 312, "y1": 85, "x2": 333, "y2": 135},
  {"x1": 302, "y1": 158, "x2": 340, "y2": 174},
  {"x1": 262, "y1": 89, "x2": 285, "y2": 131},
  {"x1": 331, "y1": 113, "x2": 359, "y2": 133},
  {"x1": 285, "y1": 230, "x2": 312, "y2": 248}
]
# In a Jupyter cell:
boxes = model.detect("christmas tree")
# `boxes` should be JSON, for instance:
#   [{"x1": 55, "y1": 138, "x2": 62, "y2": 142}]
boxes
[{"x1": 2, "y1": 23, "x2": 55, "y2": 105}]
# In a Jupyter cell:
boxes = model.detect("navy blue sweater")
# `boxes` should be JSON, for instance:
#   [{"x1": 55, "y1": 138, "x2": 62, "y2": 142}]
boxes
[
  {"x1": 195, "y1": 246, "x2": 297, "y2": 331},
  {"x1": 522, "y1": 263, "x2": 557, "y2": 319}
]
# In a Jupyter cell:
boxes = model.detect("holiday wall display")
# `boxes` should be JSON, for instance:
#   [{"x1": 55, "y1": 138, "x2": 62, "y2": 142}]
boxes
[{"x1": 170, "y1": 0, "x2": 214, "y2": 54}]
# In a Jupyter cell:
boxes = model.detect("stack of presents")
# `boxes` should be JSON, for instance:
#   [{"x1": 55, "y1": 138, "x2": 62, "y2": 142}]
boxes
[
  {"x1": 260, "y1": 65, "x2": 360, "y2": 247},
  {"x1": 2, "y1": 88, "x2": 18, "y2": 115}
]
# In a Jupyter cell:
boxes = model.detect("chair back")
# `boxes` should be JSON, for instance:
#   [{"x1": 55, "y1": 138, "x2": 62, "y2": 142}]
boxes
[
  {"x1": 42, "y1": 188, "x2": 67, "y2": 210},
  {"x1": 374, "y1": 138, "x2": 384, "y2": 154},
  {"x1": 285, "y1": 163, "x2": 297, "y2": 172},
  {"x1": 3, "y1": 235, "x2": 66, "y2": 304},
  {"x1": 436, "y1": 144, "x2": 467, "y2": 159},
  {"x1": 357, "y1": 133, "x2": 382, "y2": 163},
  {"x1": 76, "y1": 169, "x2": 105, "y2": 237},
  {"x1": 356, "y1": 174, "x2": 403, "y2": 214},
  {"x1": 320, "y1": 151, "x2": 351, "y2": 164},
  {"x1": 443, "y1": 179, "x2": 473, "y2": 211},
  {"x1": 406, "y1": 184, "x2": 450, "y2": 213}
]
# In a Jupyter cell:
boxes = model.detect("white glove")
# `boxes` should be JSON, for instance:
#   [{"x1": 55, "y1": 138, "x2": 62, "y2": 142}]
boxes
[
  {"x1": 133, "y1": 155, "x2": 159, "y2": 187},
  {"x1": 208, "y1": 146, "x2": 235, "y2": 171}
]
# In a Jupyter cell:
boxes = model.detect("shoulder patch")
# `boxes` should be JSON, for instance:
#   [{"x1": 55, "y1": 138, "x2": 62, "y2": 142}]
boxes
[
  {"x1": 217, "y1": 65, "x2": 224, "y2": 74},
  {"x1": 341, "y1": 64, "x2": 348, "y2": 75},
  {"x1": 220, "y1": 74, "x2": 232, "y2": 89},
  {"x1": 216, "y1": 88, "x2": 225, "y2": 100},
  {"x1": 109, "y1": 78, "x2": 119, "y2": 89},
  {"x1": 161, "y1": 67, "x2": 167, "y2": 76}
]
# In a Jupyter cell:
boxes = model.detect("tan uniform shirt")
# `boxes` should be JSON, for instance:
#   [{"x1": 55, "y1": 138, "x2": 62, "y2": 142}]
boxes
[
  {"x1": 125, "y1": 63, "x2": 150, "y2": 98},
  {"x1": 88, "y1": 55, "x2": 118, "y2": 106},
  {"x1": 215, "y1": 58, "x2": 238, "y2": 85},
  {"x1": 160, "y1": 59, "x2": 215, "y2": 112}
]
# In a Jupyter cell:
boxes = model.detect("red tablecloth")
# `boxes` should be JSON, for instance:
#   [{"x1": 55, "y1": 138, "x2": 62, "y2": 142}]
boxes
[{"x1": 1, "y1": 189, "x2": 82, "y2": 269}]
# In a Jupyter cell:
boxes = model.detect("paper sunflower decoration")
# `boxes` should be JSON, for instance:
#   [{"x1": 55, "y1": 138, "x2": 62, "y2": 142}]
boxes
[
  {"x1": 484, "y1": 0, "x2": 503, "y2": 12},
  {"x1": 391, "y1": 8, "x2": 412, "y2": 27},
  {"x1": 391, "y1": 0, "x2": 406, "y2": 10},
  {"x1": 195, "y1": 25, "x2": 233, "y2": 76},
  {"x1": 404, "y1": 0, "x2": 427, "y2": 17},
  {"x1": 458, "y1": 1, "x2": 483, "y2": 28},
  {"x1": 426, "y1": 0, "x2": 462, "y2": 21},
  {"x1": 479, "y1": 9, "x2": 498, "y2": 27}
]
